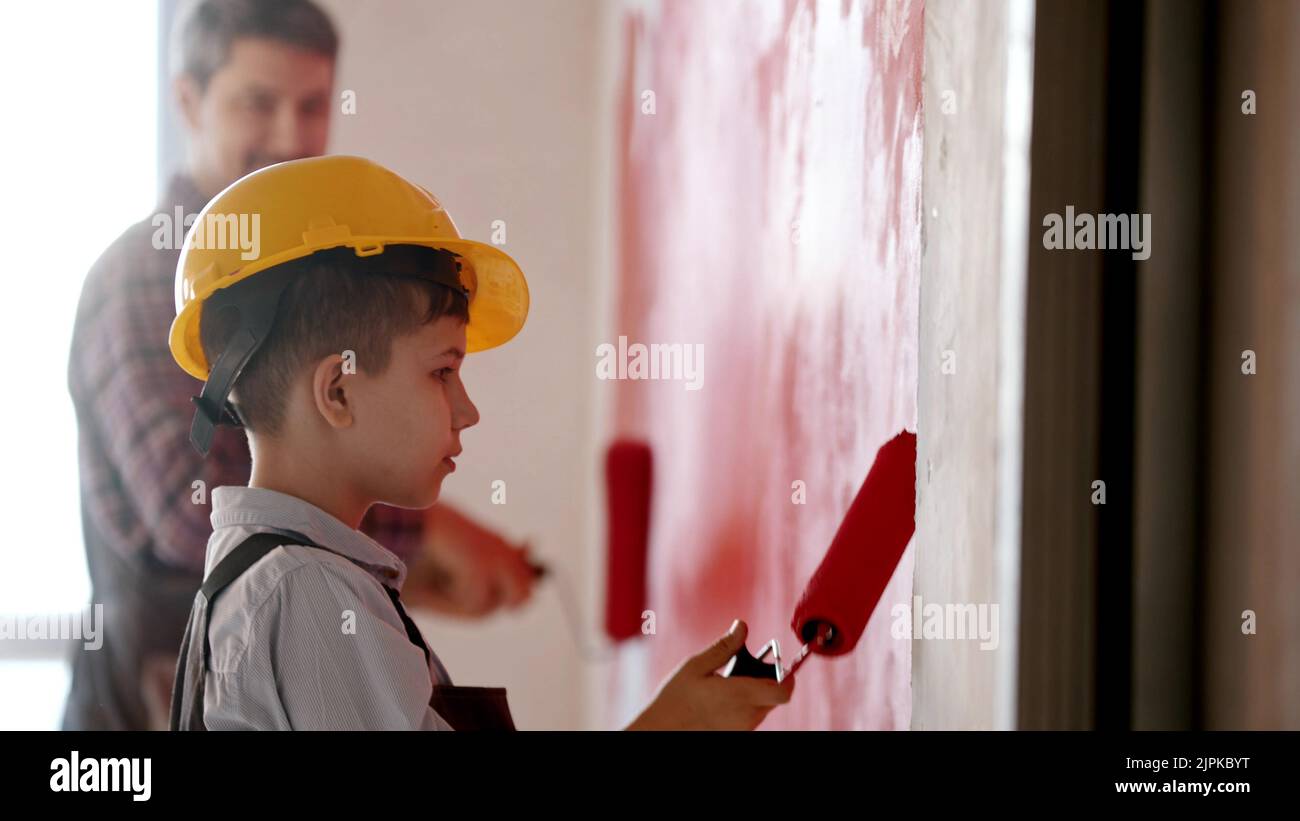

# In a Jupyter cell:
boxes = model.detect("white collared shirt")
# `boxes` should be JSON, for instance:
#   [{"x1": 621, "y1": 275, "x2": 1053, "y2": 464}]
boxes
[{"x1": 200, "y1": 486, "x2": 454, "y2": 730}]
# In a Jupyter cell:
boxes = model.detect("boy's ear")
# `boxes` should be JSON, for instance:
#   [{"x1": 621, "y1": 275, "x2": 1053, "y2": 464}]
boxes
[{"x1": 310, "y1": 354, "x2": 354, "y2": 429}]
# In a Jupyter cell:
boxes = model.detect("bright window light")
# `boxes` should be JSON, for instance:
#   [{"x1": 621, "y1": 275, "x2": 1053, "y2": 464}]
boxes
[{"x1": 0, "y1": 1, "x2": 158, "y2": 728}]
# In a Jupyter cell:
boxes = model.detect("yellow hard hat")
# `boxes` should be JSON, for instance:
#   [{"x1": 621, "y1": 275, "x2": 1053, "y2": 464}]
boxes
[
  {"x1": 169, "y1": 155, "x2": 529, "y2": 455},
  {"x1": 169, "y1": 154, "x2": 529, "y2": 381}
]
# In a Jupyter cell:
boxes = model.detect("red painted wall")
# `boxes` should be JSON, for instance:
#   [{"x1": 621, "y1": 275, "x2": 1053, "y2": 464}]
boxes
[{"x1": 612, "y1": 0, "x2": 922, "y2": 729}]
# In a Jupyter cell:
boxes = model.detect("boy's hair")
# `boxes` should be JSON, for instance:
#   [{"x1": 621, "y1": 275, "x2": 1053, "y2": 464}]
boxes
[
  {"x1": 173, "y1": 0, "x2": 339, "y2": 91},
  {"x1": 199, "y1": 245, "x2": 471, "y2": 434}
]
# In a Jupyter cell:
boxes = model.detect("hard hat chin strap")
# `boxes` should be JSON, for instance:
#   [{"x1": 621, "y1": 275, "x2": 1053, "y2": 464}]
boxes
[
  {"x1": 189, "y1": 266, "x2": 299, "y2": 456},
  {"x1": 189, "y1": 331, "x2": 253, "y2": 455}
]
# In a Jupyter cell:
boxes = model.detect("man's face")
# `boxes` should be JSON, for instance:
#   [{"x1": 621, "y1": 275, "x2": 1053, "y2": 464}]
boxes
[
  {"x1": 347, "y1": 316, "x2": 480, "y2": 510},
  {"x1": 177, "y1": 36, "x2": 333, "y2": 193}
]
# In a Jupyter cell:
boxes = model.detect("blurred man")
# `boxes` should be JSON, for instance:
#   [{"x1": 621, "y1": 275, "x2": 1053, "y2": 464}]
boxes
[{"x1": 64, "y1": 0, "x2": 536, "y2": 731}]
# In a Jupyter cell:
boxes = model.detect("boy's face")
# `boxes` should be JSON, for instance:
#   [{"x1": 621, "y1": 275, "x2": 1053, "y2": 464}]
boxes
[{"x1": 346, "y1": 315, "x2": 479, "y2": 510}]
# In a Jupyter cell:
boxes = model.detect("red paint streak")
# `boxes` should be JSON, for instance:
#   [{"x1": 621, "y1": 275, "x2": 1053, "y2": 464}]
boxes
[{"x1": 613, "y1": 0, "x2": 922, "y2": 729}]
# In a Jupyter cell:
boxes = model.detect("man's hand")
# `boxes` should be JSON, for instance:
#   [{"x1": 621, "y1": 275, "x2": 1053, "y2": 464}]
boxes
[{"x1": 401, "y1": 503, "x2": 539, "y2": 618}]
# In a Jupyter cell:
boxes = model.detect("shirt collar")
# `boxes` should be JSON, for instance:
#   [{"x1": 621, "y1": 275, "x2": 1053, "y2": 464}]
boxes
[{"x1": 209, "y1": 486, "x2": 408, "y2": 588}]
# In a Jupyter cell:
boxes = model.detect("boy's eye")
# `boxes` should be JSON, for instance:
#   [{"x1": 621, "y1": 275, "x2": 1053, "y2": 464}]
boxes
[{"x1": 433, "y1": 367, "x2": 455, "y2": 381}]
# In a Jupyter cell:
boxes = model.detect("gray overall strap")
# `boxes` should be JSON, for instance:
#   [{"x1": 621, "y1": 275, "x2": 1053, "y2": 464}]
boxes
[
  {"x1": 200, "y1": 532, "x2": 315, "y2": 665},
  {"x1": 169, "y1": 531, "x2": 320, "y2": 731},
  {"x1": 168, "y1": 530, "x2": 452, "y2": 730}
]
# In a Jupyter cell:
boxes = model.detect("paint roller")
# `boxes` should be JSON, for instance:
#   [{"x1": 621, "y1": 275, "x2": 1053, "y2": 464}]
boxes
[
  {"x1": 488, "y1": 438, "x2": 646, "y2": 661},
  {"x1": 723, "y1": 430, "x2": 917, "y2": 681}
]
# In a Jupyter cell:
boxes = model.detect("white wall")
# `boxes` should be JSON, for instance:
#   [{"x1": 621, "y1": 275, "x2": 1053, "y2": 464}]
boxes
[{"x1": 316, "y1": 0, "x2": 609, "y2": 730}]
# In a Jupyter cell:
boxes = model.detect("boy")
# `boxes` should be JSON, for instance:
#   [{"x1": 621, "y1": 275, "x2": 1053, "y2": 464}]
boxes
[{"x1": 168, "y1": 155, "x2": 795, "y2": 730}]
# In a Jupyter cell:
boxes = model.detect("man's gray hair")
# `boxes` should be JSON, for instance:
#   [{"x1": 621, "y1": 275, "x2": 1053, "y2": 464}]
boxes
[{"x1": 172, "y1": 0, "x2": 339, "y2": 90}]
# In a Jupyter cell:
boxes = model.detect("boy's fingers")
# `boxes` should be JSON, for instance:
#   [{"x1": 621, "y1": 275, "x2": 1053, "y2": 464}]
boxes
[
  {"x1": 725, "y1": 676, "x2": 794, "y2": 707},
  {"x1": 685, "y1": 620, "x2": 748, "y2": 675},
  {"x1": 779, "y1": 674, "x2": 796, "y2": 702}
]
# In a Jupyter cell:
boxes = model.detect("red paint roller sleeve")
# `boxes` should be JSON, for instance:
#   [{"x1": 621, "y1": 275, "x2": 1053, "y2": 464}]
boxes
[
  {"x1": 791, "y1": 430, "x2": 917, "y2": 656},
  {"x1": 604, "y1": 440, "x2": 653, "y2": 642}
]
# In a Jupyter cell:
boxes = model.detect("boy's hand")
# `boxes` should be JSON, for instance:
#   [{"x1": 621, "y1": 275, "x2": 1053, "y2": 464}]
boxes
[
  {"x1": 627, "y1": 620, "x2": 795, "y2": 730},
  {"x1": 403, "y1": 504, "x2": 537, "y2": 618}
]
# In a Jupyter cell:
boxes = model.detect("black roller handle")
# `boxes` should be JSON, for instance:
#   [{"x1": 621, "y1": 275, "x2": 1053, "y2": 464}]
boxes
[{"x1": 722, "y1": 639, "x2": 784, "y2": 681}]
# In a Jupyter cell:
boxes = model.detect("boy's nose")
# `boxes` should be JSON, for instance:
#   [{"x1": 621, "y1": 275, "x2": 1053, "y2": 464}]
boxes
[
  {"x1": 452, "y1": 384, "x2": 480, "y2": 431},
  {"x1": 461, "y1": 397, "x2": 480, "y2": 430}
]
